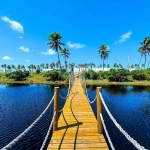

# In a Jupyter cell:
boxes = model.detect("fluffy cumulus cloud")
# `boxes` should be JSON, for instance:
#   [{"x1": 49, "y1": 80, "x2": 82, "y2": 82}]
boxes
[
  {"x1": 41, "y1": 49, "x2": 56, "y2": 55},
  {"x1": 25, "y1": 59, "x2": 30, "y2": 62},
  {"x1": 1, "y1": 16, "x2": 24, "y2": 33},
  {"x1": 18, "y1": 46, "x2": 29, "y2": 52},
  {"x1": 2, "y1": 56, "x2": 13, "y2": 60},
  {"x1": 67, "y1": 41, "x2": 86, "y2": 49},
  {"x1": 114, "y1": 30, "x2": 132, "y2": 44}
]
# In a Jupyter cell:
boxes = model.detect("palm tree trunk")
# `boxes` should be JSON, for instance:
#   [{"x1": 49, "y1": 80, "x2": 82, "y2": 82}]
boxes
[
  {"x1": 144, "y1": 54, "x2": 146, "y2": 70},
  {"x1": 103, "y1": 59, "x2": 104, "y2": 72},
  {"x1": 138, "y1": 54, "x2": 143, "y2": 66},
  {"x1": 57, "y1": 51, "x2": 62, "y2": 72},
  {"x1": 65, "y1": 58, "x2": 67, "y2": 70},
  {"x1": 147, "y1": 60, "x2": 150, "y2": 69}
]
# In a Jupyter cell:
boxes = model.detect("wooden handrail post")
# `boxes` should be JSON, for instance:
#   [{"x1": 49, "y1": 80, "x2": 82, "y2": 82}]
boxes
[
  {"x1": 97, "y1": 87, "x2": 102, "y2": 134},
  {"x1": 53, "y1": 87, "x2": 59, "y2": 131}
]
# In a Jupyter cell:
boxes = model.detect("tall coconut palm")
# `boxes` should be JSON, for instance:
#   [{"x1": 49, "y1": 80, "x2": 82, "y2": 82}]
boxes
[
  {"x1": 98, "y1": 44, "x2": 110, "y2": 71},
  {"x1": 61, "y1": 48, "x2": 70, "y2": 70},
  {"x1": 138, "y1": 37, "x2": 150, "y2": 69},
  {"x1": 47, "y1": 32, "x2": 64, "y2": 72},
  {"x1": 7, "y1": 65, "x2": 11, "y2": 72}
]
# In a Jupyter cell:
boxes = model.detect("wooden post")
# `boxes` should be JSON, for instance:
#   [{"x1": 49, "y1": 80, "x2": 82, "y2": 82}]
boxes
[
  {"x1": 53, "y1": 87, "x2": 59, "y2": 131},
  {"x1": 97, "y1": 87, "x2": 102, "y2": 134}
]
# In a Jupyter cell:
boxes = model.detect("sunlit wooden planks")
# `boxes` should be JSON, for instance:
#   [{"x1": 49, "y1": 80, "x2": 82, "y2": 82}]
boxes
[{"x1": 47, "y1": 77, "x2": 108, "y2": 150}]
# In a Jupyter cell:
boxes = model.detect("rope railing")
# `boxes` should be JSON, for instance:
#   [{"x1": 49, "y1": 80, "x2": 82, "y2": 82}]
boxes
[
  {"x1": 99, "y1": 92, "x2": 147, "y2": 150},
  {"x1": 1, "y1": 92, "x2": 56, "y2": 150},
  {"x1": 86, "y1": 89, "x2": 97, "y2": 104},
  {"x1": 100, "y1": 113, "x2": 115, "y2": 150},
  {"x1": 40, "y1": 111, "x2": 56, "y2": 150}
]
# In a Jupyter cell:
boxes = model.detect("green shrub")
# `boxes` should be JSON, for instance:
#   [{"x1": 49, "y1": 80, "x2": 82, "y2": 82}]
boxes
[
  {"x1": 108, "y1": 69, "x2": 130, "y2": 82},
  {"x1": 6, "y1": 70, "x2": 30, "y2": 81},
  {"x1": 45, "y1": 70, "x2": 61, "y2": 81},
  {"x1": 131, "y1": 70, "x2": 146, "y2": 80}
]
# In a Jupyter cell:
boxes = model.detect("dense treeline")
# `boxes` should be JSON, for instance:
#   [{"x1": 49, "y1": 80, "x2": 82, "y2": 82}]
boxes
[{"x1": 83, "y1": 69, "x2": 150, "y2": 82}]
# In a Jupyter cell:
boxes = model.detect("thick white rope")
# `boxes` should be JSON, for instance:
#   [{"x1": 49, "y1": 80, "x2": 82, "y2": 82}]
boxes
[
  {"x1": 1, "y1": 92, "x2": 56, "y2": 150},
  {"x1": 99, "y1": 92, "x2": 147, "y2": 150},
  {"x1": 40, "y1": 111, "x2": 56, "y2": 150},
  {"x1": 100, "y1": 113, "x2": 115, "y2": 150}
]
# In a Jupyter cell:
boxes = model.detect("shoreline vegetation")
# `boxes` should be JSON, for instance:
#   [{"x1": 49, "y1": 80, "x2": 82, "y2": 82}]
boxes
[{"x1": 1, "y1": 70, "x2": 150, "y2": 86}]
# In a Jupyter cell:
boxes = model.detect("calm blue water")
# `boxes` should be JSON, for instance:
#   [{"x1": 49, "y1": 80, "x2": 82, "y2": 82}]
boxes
[
  {"x1": 0, "y1": 84, "x2": 67, "y2": 150},
  {"x1": 87, "y1": 85, "x2": 150, "y2": 150},
  {"x1": 0, "y1": 84, "x2": 150, "y2": 150}
]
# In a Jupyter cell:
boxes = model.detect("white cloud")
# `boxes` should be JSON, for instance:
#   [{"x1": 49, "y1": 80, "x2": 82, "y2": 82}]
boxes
[
  {"x1": 67, "y1": 41, "x2": 86, "y2": 49},
  {"x1": 1, "y1": 16, "x2": 24, "y2": 33},
  {"x1": 2, "y1": 56, "x2": 13, "y2": 60},
  {"x1": 18, "y1": 46, "x2": 29, "y2": 52},
  {"x1": 25, "y1": 59, "x2": 30, "y2": 62},
  {"x1": 41, "y1": 49, "x2": 56, "y2": 55},
  {"x1": 114, "y1": 30, "x2": 132, "y2": 44},
  {"x1": 19, "y1": 36, "x2": 23, "y2": 39}
]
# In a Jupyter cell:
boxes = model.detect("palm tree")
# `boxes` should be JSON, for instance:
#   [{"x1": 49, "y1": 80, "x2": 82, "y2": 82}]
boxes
[
  {"x1": 119, "y1": 64, "x2": 123, "y2": 69},
  {"x1": 107, "y1": 64, "x2": 110, "y2": 68},
  {"x1": 70, "y1": 63, "x2": 75, "y2": 72},
  {"x1": 131, "y1": 64, "x2": 135, "y2": 69},
  {"x1": 7, "y1": 65, "x2": 11, "y2": 72},
  {"x1": 55, "y1": 61, "x2": 59, "y2": 70},
  {"x1": 21, "y1": 65, "x2": 25, "y2": 71},
  {"x1": 50, "y1": 63, "x2": 55, "y2": 69},
  {"x1": 61, "y1": 48, "x2": 70, "y2": 70},
  {"x1": 47, "y1": 32, "x2": 64, "y2": 72},
  {"x1": 113, "y1": 63, "x2": 117, "y2": 69},
  {"x1": 98, "y1": 44, "x2": 110, "y2": 71},
  {"x1": 3, "y1": 64, "x2": 7, "y2": 73},
  {"x1": 46, "y1": 63, "x2": 49, "y2": 69},
  {"x1": 138, "y1": 37, "x2": 150, "y2": 69},
  {"x1": 89, "y1": 63, "x2": 95, "y2": 69},
  {"x1": 17, "y1": 64, "x2": 21, "y2": 70},
  {"x1": 11, "y1": 64, "x2": 16, "y2": 71}
]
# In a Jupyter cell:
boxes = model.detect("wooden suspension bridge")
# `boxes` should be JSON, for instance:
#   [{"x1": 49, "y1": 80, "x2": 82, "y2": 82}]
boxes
[{"x1": 47, "y1": 75, "x2": 109, "y2": 150}]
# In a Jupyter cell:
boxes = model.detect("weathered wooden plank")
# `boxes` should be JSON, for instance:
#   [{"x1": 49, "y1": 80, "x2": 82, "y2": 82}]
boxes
[{"x1": 47, "y1": 77, "x2": 108, "y2": 149}]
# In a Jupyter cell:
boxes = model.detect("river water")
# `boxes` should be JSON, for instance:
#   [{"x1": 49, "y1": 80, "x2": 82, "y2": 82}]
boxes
[{"x1": 0, "y1": 84, "x2": 150, "y2": 150}]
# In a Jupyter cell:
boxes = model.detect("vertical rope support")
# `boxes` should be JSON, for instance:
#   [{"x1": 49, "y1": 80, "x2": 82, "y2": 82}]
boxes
[
  {"x1": 53, "y1": 87, "x2": 59, "y2": 131},
  {"x1": 97, "y1": 87, "x2": 102, "y2": 134}
]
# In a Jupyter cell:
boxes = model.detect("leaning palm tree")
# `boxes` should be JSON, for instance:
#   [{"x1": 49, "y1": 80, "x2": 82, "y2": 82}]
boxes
[
  {"x1": 61, "y1": 48, "x2": 70, "y2": 70},
  {"x1": 138, "y1": 37, "x2": 150, "y2": 69},
  {"x1": 47, "y1": 32, "x2": 64, "y2": 72},
  {"x1": 98, "y1": 44, "x2": 110, "y2": 71}
]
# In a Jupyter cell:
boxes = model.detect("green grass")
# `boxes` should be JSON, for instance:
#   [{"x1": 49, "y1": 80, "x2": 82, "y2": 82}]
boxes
[{"x1": 86, "y1": 79, "x2": 150, "y2": 86}]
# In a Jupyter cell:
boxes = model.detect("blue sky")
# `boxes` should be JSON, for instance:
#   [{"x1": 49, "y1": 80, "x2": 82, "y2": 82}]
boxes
[{"x1": 0, "y1": 0, "x2": 150, "y2": 69}]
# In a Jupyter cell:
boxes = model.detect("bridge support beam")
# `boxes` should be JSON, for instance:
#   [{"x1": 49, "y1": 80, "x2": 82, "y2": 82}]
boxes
[
  {"x1": 53, "y1": 87, "x2": 59, "y2": 131},
  {"x1": 97, "y1": 87, "x2": 102, "y2": 134}
]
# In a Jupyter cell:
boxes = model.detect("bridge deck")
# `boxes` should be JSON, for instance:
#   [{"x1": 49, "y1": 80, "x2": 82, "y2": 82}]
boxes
[{"x1": 47, "y1": 78, "x2": 108, "y2": 150}]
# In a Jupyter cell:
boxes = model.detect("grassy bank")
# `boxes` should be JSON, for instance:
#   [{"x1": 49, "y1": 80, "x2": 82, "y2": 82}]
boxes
[
  {"x1": 86, "y1": 79, "x2": 150, "y2": 86},
  {"x1": 0, "y1": 72, "x2": 68, "y2": 85}
]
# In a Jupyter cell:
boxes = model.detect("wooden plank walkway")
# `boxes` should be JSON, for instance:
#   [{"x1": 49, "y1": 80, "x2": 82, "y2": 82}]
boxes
[{"x1": 47, "y1": 77, "x2": 109, "y2": 150}]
